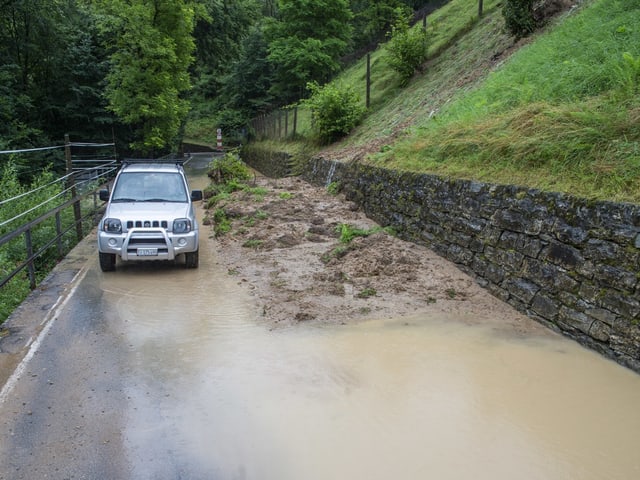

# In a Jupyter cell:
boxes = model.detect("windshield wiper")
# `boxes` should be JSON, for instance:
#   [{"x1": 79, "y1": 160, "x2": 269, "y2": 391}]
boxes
[
  {"x1": 111, "y1": 197, "x2": 138, "y2": 202},
  {"x1": 142, "y1": 198, "x2": 169, "y2": 202}
]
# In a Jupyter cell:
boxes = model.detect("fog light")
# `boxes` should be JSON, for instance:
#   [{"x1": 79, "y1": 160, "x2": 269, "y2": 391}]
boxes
[
  {"x1": 108, "y1": 239, "x2": 118, "y2": 247},
  {"x1": 178, "y1": 238, "x2": 187, "y2": 247}
]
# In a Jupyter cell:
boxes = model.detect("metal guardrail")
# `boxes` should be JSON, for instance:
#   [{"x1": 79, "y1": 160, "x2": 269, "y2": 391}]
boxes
[{"x1": 0, "y1": 140, "x2": 118, "y2": 292}]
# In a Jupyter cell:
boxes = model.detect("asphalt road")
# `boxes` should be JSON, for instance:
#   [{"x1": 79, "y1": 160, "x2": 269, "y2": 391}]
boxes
[{"x1": 0, "y1": 233, "x2": 131, "y2": 478}]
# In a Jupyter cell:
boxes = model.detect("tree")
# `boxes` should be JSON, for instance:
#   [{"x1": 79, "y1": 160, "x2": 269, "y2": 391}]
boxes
[
  {"x1": 350, "y1": 0, "x2": 411, "y2": 51},
  {"x1": 97, "y1": 0, "x2": 199, "y2": 154},
  {"x1": 221, "y1": 27, "x2": 275, "y2": 118},
  {"x1": 264, "y1": 0, "x2": 353, "y2": 103},
  {"x1": 191, "y1": 0, "x2": 260, "y2": 107},
  {"x1": 0, "y1": 0, "x2": 117, "y2": 167}
]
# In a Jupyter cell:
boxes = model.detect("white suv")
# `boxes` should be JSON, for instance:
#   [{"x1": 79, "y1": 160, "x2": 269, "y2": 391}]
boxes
[{"x1": 97, "y1": 160, "x2": 203, "y2": 272}]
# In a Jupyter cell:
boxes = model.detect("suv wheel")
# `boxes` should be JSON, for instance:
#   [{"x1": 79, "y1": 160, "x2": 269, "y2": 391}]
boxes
[
  {"x1": 99, "y1": 252, "x2": 116, "y2": 272},
  {"x1": 185, "y1": 250, "x2": 199, "y2": 269}
]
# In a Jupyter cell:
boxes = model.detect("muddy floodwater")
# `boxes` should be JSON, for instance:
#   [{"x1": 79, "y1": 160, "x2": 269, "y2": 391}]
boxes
[{"x1": 100, "y1": 226, "x2": 640, "y2": 479}]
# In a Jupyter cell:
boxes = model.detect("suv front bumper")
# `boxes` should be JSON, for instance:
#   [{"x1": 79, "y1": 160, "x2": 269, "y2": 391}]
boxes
[{"x1": 98, "y1": 227, "x2": 198, "y2": 261}]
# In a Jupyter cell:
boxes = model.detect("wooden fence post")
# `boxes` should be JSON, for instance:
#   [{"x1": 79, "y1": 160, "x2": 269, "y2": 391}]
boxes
[
  {"x1": 285, "y1": 110, "x2": 289, "y2": 138},
  {"x1": 293, "y1": 107, "x2": 298, "y2": 137},
  {"x1": 277, "y1": 111, "x2": 282, "y2": 139},
  {"x1": 366, "y1": 53, "x2": 371, "y2": 109}
]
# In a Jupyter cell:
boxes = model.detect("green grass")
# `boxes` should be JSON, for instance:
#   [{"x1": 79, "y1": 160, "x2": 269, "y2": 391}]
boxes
[
  {"x1": 337, "y1": 223, "x2": 385, "y2": 243},
  {"x1": 213, "y1": 208, "x2": 231, "y2": 236},
  {"x1": 375, "y1": 97, "x2": 640, "y2": 201},
  {"x1": 370, "y1": 0, "x2": 640, "y2": 201},
  {"x1": 242, "y1": 239, "x2": 263, "y2": 249},
  {"x1": 356, "y1": 287, "x2": 377, "y2": 299}
]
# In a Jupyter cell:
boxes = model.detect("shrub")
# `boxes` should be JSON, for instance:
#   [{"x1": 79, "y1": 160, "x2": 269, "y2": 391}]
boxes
[
  {"x1": 326, "y1": 181, "x2": 340, "y2": 195},
  {"x1": 304, "y1": 81, "x2": 366, "y2": 143},
  {"x1": 503, "y1": 0, "x2": 535, "y2": 39},
  {"x1": 385, "y1": 16, "x2": 430, "y2": 85},
  {"x1": 212, "y1": 208, "x2": 231, "y2": 236},
  {"x1": 0, "y1": 161, "x2": 71, "y2": 323},
  {"x1": 207, "y1": 152, "x2": 252, "y2": 184}
]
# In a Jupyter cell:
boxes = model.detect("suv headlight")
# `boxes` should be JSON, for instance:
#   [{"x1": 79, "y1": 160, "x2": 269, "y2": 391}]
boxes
[
  {"x1": 173, "y1": 218, "x2": 192, "y2": 233},
  {"x1": 103, "y1": 218, "x2": 122, "y2": 233}
]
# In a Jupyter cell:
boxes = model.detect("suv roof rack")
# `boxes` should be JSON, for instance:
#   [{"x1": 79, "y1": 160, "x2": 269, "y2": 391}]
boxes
[{"x1": 121, "y1": 158, "x2": 185, "y2": 166}]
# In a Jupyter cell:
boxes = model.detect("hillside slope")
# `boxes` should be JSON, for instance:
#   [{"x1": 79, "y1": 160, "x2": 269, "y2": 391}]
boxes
[
  {"x1": 245, "y1": 0, "x2": 640, "y2": 203},
  {"x1": 330, "y1": 0, "x2": 640, "y2": 202}
]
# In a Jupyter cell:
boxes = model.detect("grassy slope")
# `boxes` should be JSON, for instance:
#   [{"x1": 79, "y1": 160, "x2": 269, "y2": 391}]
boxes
[
  {"x1": 200, "y1": 0, "x2": 640, "y2": 203},
  {"x1": 369, "y1": 0, "x2": 640, "y2": 203}
]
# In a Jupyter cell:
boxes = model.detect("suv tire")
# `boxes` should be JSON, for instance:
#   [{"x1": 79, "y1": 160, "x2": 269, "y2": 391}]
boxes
[
  {"x1": 185, "y1": 250, "x2": 199, "y2": 269},
  {"x1": 99, "y1": 252, "x2": 116, "y2": 272}
]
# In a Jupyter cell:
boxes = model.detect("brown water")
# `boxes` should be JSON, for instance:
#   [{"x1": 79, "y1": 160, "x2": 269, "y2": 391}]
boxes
[{"x1": 95, "y1": 160, "x2": 640, "y2": 479}]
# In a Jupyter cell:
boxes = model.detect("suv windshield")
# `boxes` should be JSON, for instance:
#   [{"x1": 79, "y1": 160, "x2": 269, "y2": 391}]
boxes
[{"x1": 111, "y1": 172, "x2": 188, "y2": 203}]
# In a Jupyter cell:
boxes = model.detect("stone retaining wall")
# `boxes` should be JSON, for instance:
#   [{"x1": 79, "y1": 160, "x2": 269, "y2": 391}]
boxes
[
  {"x1": 240, "y1": 145, "x2": 293, "y2": 178},
  {"x1": 300, "y1": 157, "x2": 640, "y2": 373}
]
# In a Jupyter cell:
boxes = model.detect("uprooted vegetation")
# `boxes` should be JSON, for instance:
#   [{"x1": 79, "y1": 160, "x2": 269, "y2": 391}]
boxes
[{"x1": 203, "y1": 162, "x2": 521, "y2": 326}]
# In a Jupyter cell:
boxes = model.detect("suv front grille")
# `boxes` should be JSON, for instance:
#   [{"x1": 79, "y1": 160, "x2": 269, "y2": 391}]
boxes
[{"x1": 126, "y1": 220, "x2": 169, "y2": 229}]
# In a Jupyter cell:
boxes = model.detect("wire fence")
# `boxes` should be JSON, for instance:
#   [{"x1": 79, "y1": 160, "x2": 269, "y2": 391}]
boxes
[
  {"x1": 250, "y1": 105, "x2": 313, "y2": 141},
  {"x1": 0, "y1": 139, "x2": 117, "y2": 294}
]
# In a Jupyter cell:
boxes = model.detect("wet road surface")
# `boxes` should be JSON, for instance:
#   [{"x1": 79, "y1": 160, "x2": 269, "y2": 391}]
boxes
[{"x1": 1, "y1": 155, "x2": 640, "y2": 479}]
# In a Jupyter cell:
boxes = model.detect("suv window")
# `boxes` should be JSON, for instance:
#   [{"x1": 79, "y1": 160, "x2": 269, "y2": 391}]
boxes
[{"x1": 112, "y1": 172, "x2": 188, "y2": 203}]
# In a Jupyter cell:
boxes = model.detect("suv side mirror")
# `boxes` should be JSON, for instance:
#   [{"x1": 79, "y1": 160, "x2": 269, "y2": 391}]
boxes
[
  {"x1": 99, "y1": 189, "x2": 110, "y2": 202},
  {"x1": 191, "y1": 190, "x2": 203, "y2": 202}
]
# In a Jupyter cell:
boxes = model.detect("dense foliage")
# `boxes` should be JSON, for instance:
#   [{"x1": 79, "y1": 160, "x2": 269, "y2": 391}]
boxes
[
  {"x1": 0, "y1": 0, "x2": 112, "y2": 151},
  {"x1": 96, "y1": 0, "x2": 199, "y2": 154},
  {"x1": 0, "y1": 0, "x2": 439, "y2": 154},
  {"x1": 263, "y1": 0, "x2": 354, "y2": 103},
  {"x1": 502, "y1": 0, "x2": 535, "y2": 39}
]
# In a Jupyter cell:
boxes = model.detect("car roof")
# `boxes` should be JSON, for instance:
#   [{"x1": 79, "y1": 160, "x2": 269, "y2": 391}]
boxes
[{"x1": 119, "y1": 161, "x2": 184, "y2": 174}]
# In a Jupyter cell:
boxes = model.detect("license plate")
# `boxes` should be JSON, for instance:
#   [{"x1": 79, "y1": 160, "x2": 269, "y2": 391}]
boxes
[{"x1": 137, "y1": 248, "x2": 158, "y2": 256}]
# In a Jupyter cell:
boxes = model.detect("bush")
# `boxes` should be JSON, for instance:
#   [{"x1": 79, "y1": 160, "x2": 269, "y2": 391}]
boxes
[
  {"x1": 207, "y1": 152, "x2": 252, "y2": 184},
  {"x1": 385, "y1": 16, "x2": 430, "y2": 85},
  {"x1": 303, "y1": 81, "x2": 366, "y2": 143},
  {"x1": 503, "y1": 0, "x2": 535, "y2": 39}
]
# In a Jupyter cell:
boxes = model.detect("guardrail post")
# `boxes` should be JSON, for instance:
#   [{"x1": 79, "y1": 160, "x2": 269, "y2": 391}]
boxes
[
  {"x1": 65, "y1": 134, "x2": 83, "y2": 241},
  {"x1": 24, "y1": 229, "x2": 36, "y2": 290},
  {"x1": 55, "y1": 211, "x2": 63, "y2": 258}
]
